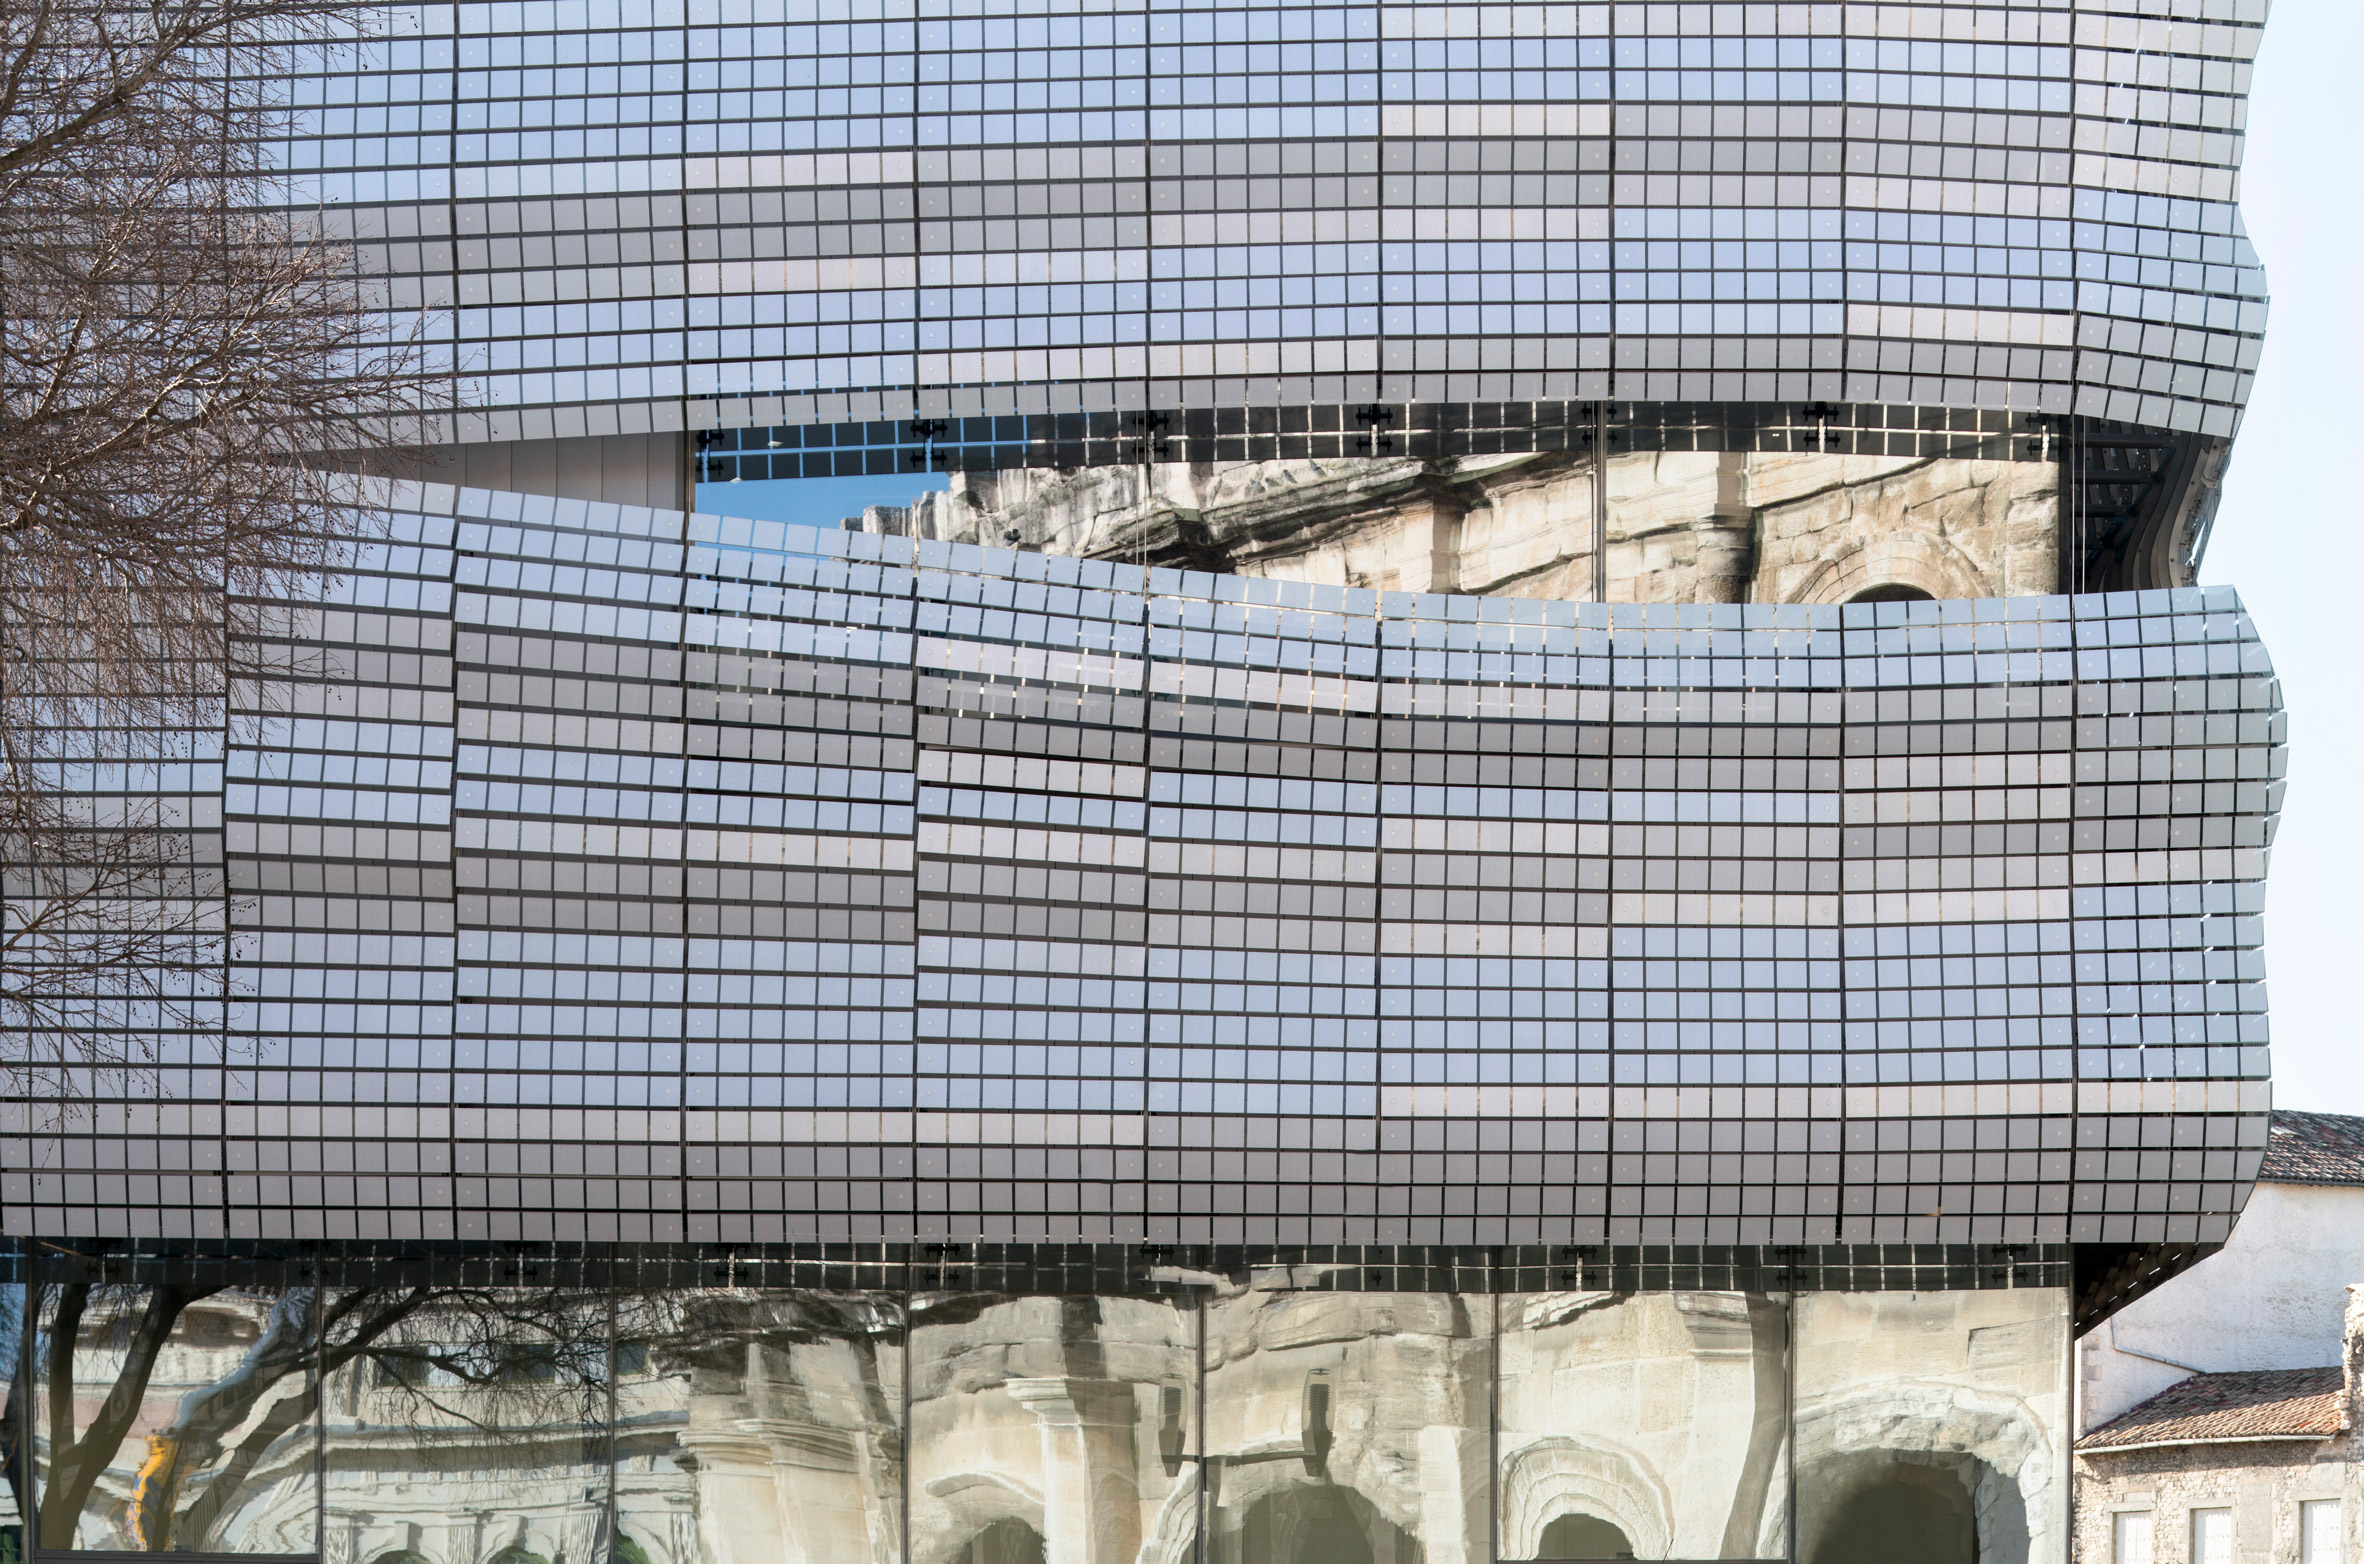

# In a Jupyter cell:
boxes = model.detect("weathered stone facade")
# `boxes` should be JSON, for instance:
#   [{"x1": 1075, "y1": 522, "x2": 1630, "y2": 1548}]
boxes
[
  {"x1": 1494, "y1": 1290, "x2": 1789, "y2": 1560},
  {"x1": 2074, "y1": 1285, "x2": 2364, "y2": 1564},
  {"x1": 2075, "y1": 1441, "x2": 2357, "y2": 1564},
  {"x1": 887, "y1": 452, "x2": 2060, "y2": 606}
]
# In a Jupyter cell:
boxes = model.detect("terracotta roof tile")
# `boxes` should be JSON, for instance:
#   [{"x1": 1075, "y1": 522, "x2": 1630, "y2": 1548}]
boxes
[
  {"x1": 2262, "y1": 1110, "x2": 2364, "y2": 1187},
  {"x1": 2081, "y1": 1368, "x2": 2346, "y2": 1451}
]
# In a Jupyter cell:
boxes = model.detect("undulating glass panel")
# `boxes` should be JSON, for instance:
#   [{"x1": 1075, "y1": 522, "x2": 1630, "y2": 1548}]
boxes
[
  {"x1": 615, "y1": 1289, "x2": 904, "y2": 1564},
  {"x1": 1791, "y1": 1289, "x2": 2069, "y2": 1564},
  {"x1": 908, "y1": 1293, "x2": 1195, "y2": 1564},
  {"x1": 319, "y1": 1287, "x2": 607, "y2": 1564},
  {"x1": 1496, "y1": 1291, "x2": 1789, "y2": 1561},
  {"x1": 15, "y1": 474, "x2": 2279, "y2": 1247},
  {"x1": 1202, "y1": 1289, "x2": 1490, "y2": 1564},
  {"x1": 34, "y1": 1284, "x2": 317, "y2": 1552}
]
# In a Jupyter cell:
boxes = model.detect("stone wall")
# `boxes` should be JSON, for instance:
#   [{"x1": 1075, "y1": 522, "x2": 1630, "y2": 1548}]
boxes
[
  {"x1": 1494, "y1": 1290, "x2": 1789, "y2": 1559},
  {"x1": 2082, "y1": 1182, "x2": 2364, "y2": 1436},
  {"x1": 2073, "y1": 1439, "x2": 2358, "y2": 1564},
  {"x1": 890, "y1": 451, "x2": 2060, "y2": 605}
]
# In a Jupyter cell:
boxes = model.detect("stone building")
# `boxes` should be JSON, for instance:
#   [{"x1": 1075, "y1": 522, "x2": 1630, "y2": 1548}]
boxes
[
  {"x1": 2083, "y1": 1114, "x2": 2364, "y2": 1439},
  {"x1": 2075, "y1": 1348, "x2": 2356, "y2": 1564},
  {"x1": 876, "y1": 450, "x2": 2061, "y2": 607},
  {"x1": 2067, "y1": 1113, "x2": 2364, "y2": 1563}
]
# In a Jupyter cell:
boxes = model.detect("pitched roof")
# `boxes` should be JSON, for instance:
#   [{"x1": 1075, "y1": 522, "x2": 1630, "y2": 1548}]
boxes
[
  {"x1": 2262, "y1": 1110, "x2": 2364, "y2": 1187},
  {"x1": 2081, "y1": 1368, "x2": 2347, "y2": 1452}
]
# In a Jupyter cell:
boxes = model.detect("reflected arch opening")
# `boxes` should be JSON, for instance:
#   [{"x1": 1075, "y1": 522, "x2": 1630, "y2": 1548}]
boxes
[{"x1": 1537, "y1": 1511, "x2": 1637, "y2": 1559}]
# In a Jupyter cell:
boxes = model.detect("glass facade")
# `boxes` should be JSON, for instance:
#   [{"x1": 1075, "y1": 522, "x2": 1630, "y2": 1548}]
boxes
[
  {"x1": 1, "y1": 480, "x2": 2278, "y2": 1249},
  {"x1": 288, "y1": 0, "x2": 2268, "y2": 442},
  {"x1": 10, "y1": 1271, "x2": 2070, "y2": 1563},
  {"x1": 253, "y1": 0, "x2": 2271, "y2": 585},
  {"x1": 0, "y1": 0, "x2": 2290, "y2": 1554}
]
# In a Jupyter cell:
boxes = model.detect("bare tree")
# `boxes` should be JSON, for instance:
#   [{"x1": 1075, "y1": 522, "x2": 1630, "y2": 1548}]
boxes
[
  {"x1": 0, "y1": 0, "x2": 448, "y2": 1091},
  {"x1": 0, "y1": 1279, "x2": 901, "y2": 1552},
  {"x1": 0, "y1": 772, "x2": 224, "y2": 1108}
]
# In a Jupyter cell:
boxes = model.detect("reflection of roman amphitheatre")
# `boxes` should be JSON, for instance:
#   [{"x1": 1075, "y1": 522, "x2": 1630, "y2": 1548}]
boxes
[{"x1": 43, "y1": 1282, "x2": 2063, "y2": 1564}]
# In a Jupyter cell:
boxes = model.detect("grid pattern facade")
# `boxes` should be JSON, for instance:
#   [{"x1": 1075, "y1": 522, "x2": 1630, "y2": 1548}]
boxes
[
  {"x1": 1, "y1": 482, "x2": 2280, "y2": 1254},
  {"x1": 289, "y1": 0, "x2": 2269, "y2": 453}
]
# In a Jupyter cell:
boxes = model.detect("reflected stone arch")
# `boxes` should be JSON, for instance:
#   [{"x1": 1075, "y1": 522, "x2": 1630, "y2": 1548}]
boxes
[
  {"x1": 1848, "y1": 583, "x2": 1936, "y2": 603},
  {"x1": 370, "y1": 1553, "x2": 436, "y2": 1564},
  {"x1": 485, "y1": 1548, "x2": 551, "y2": 1564},
  {"x1": 956, "y1": 1518, "x2": 1045, "y2": 1564},
  {"x1": 1801, "y1": 1452, "x2": 1977, "y2": 1564},
  {"x1": 1537, "y1": 1512, "x2": 1637, "y2": 1559},
  {"x1": 1137, "y1": 1464, "x2": 1202, "y2": 1564},
  {"x1": 916, "y1": 1474, "x2": 1045, "y2": 1564},
  {"x1": 1497, "y1": 1437, "x2": 1673, "y2": 1561},
  {"x1": 1792, "y1": 1381, "x2": 2053, "y2": 1564},
  {"x1": 1224, "y1": 1483, "x2": 1411, "y2": 1564},
  {"x1": 1786, "y1": 531, "x2": 1996, "y2": 605}
]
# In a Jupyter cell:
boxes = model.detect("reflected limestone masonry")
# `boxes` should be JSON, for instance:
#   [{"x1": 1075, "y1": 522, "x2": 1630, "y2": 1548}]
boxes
[
  {"x1": 5, "y1": 480, "x2": 2280, "y2": 1250},
  {"x1": 35, "y1": 1278, "x2": 2069, "y2": 1564}
]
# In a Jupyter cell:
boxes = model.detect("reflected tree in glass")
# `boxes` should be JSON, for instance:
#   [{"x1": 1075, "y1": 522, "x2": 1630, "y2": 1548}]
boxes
[
  {"x1": 319, "y1": 1287, "x2": 612, "y2": 1564},
  {"x1": 18, "y1": 1283, "x2": 321, "y2": 1551}
]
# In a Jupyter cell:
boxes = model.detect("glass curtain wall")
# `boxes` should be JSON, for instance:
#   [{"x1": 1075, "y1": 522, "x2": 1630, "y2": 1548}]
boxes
[
  {"x1": 5, "y1": 1279, "x2": 2067, "y2": 1564},
  {"x1": 1496, "y1": 1291, "x2": 1789, "y2": 1561},
  {"x1": 1203, "y1": 1290, "x2": 1490, "y2": 1564},
  {"x1": 1791, "y1": 1289, "x2": 2071, "y2": 1564},
  {"x1": 23, "y1": 1284, "x2": 322, "y2": 1554}
]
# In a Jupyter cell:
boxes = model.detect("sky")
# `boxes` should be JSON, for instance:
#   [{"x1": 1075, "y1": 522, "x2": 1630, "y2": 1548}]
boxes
[
  {"x1": 692, "y1": 471, "x2": 950, "y2": 530},
  {"x1": 2194, "y1": 0, "x2": 2364, "y2": 1111}
]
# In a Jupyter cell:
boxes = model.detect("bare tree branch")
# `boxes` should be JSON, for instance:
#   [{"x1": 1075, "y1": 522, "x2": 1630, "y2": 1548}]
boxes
[
  {"x1": 36, "y1": 1282, "x2": 218, "y2": 1547},
  {"x1": 0, "y1": 0, "x2": 451, "y2": 1096},
  {"x1": 22, "y1": 1283, "x2": 903, "y2": 1552}
]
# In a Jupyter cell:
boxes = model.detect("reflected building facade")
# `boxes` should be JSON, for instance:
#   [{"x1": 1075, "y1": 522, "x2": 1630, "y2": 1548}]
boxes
[
  {"x1": 0, "y1": 0, "x2": 2287, "y2": 1558},
  {"x1": 21, "y1": 1273, "x2": 2070, "y2": 1564},
  {"x1": 0, "y1": 491, "x2": 2275, "y2": 1564}
]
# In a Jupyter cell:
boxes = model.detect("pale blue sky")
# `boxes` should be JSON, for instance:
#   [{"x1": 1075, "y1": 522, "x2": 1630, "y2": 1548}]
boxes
[{"x1": 2196, "y1": 0, "x2": 2364, "y2": 1111}]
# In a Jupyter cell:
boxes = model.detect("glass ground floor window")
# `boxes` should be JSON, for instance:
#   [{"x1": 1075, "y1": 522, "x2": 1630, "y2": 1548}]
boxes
[{"x1": 0, "y1": 1273, "x2": 2067, "y2": 1564}]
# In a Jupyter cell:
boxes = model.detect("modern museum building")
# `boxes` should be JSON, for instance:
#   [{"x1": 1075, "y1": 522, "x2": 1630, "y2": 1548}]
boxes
[{"x1": 0, "y1": 0, "x2": 2284, "y2": 1559}]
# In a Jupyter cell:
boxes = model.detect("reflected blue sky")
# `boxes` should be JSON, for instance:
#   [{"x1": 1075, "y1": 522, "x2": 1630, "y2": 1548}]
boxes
[{"x1": 694, "y1": 472, "x2": 949, "y2": 530}]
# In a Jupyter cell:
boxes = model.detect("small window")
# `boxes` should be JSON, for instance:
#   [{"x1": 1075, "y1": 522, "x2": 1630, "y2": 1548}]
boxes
[
  {"x1": 2193, "y1": 1507, "x2": 2234, "y2": 1564},
  {"x1": 2114, "y1": 1510, "x2": 2153, "y2": 1564},
  {"x1": 2304, "y1": 1500, "x2": 2344, "y2": 1564}
]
